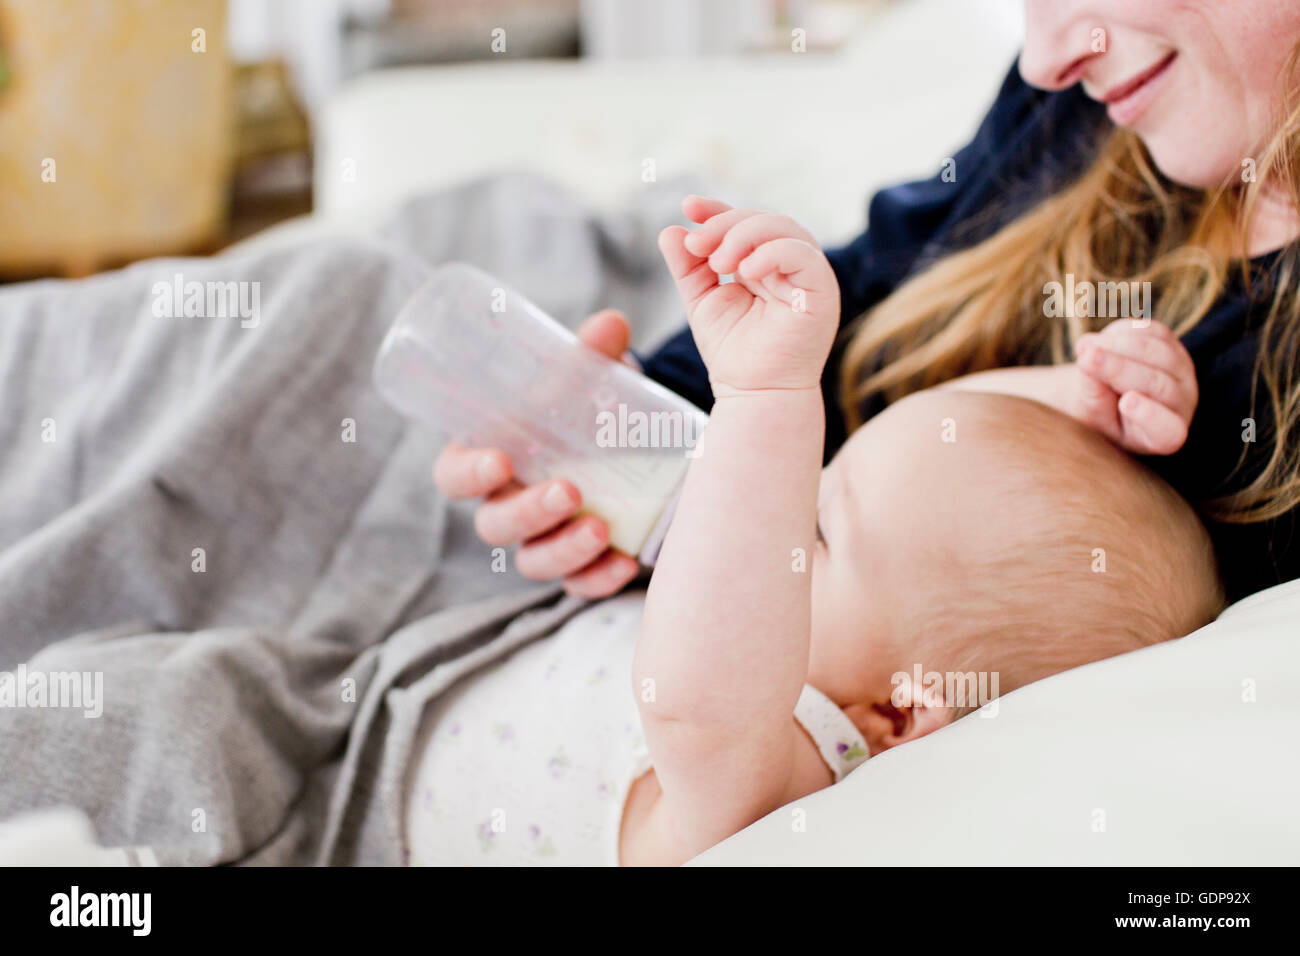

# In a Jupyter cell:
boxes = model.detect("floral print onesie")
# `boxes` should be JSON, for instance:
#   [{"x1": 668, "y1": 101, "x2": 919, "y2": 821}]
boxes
[{"x1": 403, "y1": 591, "x2": 869, "y2": 865}]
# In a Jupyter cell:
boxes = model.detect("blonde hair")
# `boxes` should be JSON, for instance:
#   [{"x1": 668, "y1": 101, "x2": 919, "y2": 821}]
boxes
[
  {"x1": 884, "y1": 392, "x2": 1225, "y2": 721},
  {"x1": 841, "y1": 43, "x2": 1300, "y2": 525}
]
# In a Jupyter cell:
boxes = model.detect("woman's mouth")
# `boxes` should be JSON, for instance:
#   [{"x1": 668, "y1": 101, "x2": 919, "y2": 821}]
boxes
[{"x1": 1099, "y1": 51, "x2": 1178, "y2": 127}]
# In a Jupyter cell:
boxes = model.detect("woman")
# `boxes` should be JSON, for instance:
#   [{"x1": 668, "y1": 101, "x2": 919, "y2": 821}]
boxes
[{"x1": 436, "y1": 0, "x2": 1300, "y2": 604}]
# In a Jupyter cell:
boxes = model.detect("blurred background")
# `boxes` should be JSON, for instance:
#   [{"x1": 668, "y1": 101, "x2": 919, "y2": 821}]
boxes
[{"x1": 0, "y1": 0, "x2": 1024, "y2": 281}]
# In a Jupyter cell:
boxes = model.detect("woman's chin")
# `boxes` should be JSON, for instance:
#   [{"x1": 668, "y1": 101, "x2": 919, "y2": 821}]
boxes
[{"x1": 1143, "y1": 137, "x2": 1240, "y2": 192}]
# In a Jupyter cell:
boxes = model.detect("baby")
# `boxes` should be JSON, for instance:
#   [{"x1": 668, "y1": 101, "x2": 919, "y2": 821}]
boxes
[{"x1": 404, "y1": 207, "x2": 1224, "y2": 867}]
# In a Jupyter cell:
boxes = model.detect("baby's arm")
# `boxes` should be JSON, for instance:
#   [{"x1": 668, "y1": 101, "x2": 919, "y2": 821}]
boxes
[
  {"x1": 940, "y1": 319, "x2": 1198, "y2": 455},
  {"x1": 632, "y1": 202, "x2": 840, "y2": 859},
  {"x1": 939, "y1": 364, "x2": 1073, "y2": 407}
]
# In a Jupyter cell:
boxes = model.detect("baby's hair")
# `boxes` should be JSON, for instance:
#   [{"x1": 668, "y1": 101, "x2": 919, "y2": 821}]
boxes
[{"x1": 895, "y1": 392, "x2": 1226, "y2": 721}]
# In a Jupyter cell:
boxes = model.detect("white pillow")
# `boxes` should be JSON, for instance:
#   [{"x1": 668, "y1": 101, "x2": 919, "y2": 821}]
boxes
[
  {"x1": 691, "y1": 579, "x2": 1300, "y2": 865},
  {"x1": 314, "y1": 0, "x2": 1025, "y2": 245}
]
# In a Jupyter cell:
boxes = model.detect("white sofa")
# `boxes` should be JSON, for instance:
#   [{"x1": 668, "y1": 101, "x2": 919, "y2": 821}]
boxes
[
  {"x1": 311, "y1": 0, "x2": 1026, "y2": 247},
  {"x1": 694, "y1": 578, "x2": 1300, "y2": 865}
]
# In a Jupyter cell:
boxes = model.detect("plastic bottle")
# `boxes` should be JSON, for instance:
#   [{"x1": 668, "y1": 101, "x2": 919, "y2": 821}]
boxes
[{"x1": 373, "y1": 262, "x2": 707, "y2": 560}]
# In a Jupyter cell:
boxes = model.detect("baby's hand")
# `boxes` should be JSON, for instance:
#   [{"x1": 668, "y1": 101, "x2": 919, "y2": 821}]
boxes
[
  {"x1": 658, "y1": 197, "x2": 840, "y2": 393},
  {"x1": 1070, "y1": 319, "x2": 1198, "y2": 455}
]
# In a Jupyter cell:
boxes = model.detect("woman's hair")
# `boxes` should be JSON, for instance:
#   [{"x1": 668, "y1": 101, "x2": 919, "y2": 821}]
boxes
[{"x1": 840, "y1": 42, "x2": 1300, "y2": 524}]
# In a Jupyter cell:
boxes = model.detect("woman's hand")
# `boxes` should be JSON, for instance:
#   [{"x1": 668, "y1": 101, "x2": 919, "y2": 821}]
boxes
[
  {"x1": 431, "y1": 309, "x2": 642, "y2": 599},
  {"x1": 658, "y1": 196, "x2": 840, "y2": 392},
  {"x1": 1069, "y1": 319, "x2": 1199, "y2": 456}
]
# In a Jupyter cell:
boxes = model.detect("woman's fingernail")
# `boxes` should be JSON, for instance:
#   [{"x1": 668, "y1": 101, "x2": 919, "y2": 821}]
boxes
[
  {"x1": 1120, "y1": 392, "x2": 1142, "y2": 414},
  {"x1": 542, "y1": 483, "x2": 573, "y2": 513},
  {"x1": 476, "y1": 455, "x2": 501, "y2": 484},
  {"x1": 578, "y1": 525, "x2": 604, "y2": 550}
]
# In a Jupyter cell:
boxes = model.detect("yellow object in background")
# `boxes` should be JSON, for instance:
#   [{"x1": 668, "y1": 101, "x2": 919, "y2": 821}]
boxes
[{"x1": 0, "y1": 0, "x2": 233, "y2": 278}]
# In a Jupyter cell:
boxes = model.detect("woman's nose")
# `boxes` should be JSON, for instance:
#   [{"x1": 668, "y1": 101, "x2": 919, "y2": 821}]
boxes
[{"x1": 1018, "y1": 0, "x2": 1105, "y2": 91}]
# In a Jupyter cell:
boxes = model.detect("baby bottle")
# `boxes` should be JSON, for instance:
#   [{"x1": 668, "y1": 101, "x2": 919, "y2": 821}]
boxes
[{"x1": 373, "y1": 262, "x2": 708, "y2": 561}]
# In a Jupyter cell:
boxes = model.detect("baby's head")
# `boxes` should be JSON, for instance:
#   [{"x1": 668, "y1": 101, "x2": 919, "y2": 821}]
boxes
[{"x1": 808, "y1": 389, "x2": 1224, "y2": 752}]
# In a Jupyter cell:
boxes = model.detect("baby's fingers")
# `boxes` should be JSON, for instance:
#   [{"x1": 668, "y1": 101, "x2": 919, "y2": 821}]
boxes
[
  {"x1": 1072, "y1": 367, "x2": 1123, "y2": 444},
  {"x1": 682, "y1": 195, "x2": 733, "y2": 224},
  {"x1": 1117, "y1": 390, "x2": 1189, "y2": 456},
  {"x1": 658, "y1": 225, "x2": 718, "y2": 311},
  {"x1": 682, "y1": 206, "x2": 765, "y2": 259},
  {"x1": 708, "y1": 212, "x2": 820, "y2": 276},
  {"x1": 737, "y1": 238, "x2": 835, "y2": 307},
  {"x1": 1088, "y1": 322, "x2": 1196, "y2": 382},
  {"x1": 1076, "y1": 340, "x2": 1194, "y2": 420}
]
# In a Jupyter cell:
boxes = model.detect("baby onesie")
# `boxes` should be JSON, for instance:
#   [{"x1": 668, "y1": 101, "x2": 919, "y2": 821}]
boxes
[{"x1": 403, "y1": 591, "x2": 869, "y2": 865}]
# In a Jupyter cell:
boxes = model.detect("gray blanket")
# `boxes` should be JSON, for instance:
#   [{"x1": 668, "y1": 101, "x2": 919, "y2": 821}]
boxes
[{"x1": 0, "y1": 171, "x2": 696, "y2": 865}]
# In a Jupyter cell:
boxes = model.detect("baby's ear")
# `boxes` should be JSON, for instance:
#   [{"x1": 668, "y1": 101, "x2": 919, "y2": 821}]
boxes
[{"x1": 851, "y1": 675, "x2": 953, "y2": 755}]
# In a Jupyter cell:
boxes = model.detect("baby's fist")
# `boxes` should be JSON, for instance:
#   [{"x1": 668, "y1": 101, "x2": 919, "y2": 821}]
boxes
[
  {"x1": 658, "y1": 198, "x2": 840, "y2": 392},
  {"x1": 1069, "y1": 319, "x2": 1198, "y2": 456}
]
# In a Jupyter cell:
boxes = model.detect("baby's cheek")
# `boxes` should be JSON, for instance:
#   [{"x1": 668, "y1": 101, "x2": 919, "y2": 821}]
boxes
[{"x1": 808, "y1": 553, "x2": 836, "y2": 654}]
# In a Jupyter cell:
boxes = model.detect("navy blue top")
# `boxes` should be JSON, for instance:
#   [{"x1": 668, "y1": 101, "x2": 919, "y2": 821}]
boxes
[{"x1": 639, "y1": 60, "x2": 1297, "y2": 603}]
